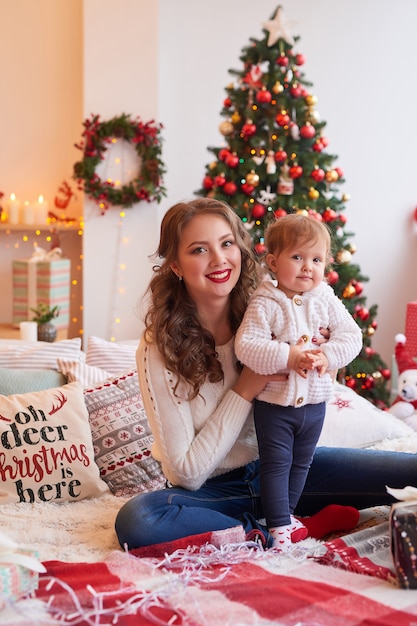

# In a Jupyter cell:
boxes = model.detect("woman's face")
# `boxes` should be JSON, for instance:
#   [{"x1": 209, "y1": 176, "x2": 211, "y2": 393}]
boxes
[{"x1": 171, "y1": 213, "x2": 242, "y2": 307}]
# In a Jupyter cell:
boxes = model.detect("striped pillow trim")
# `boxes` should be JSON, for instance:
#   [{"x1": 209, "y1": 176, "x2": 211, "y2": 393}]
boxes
[{"x1": 0, "y1": 338, "x2": 82, "y2": 370}]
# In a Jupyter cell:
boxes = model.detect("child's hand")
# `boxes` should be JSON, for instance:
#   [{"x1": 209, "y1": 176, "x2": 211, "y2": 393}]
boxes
[
  {"x1": 304, "y1": 349, "x2": 329, "y2": 377},
  {"x1": 287, "y1": 338, "x2": 312, "y2": 378}
]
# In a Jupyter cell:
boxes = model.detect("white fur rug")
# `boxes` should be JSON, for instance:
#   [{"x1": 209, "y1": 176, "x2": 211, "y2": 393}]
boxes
[
  {"x1": 1, "y1": 434, "x2": 416, "y2": 565},
  {"x1": 0, "y1": 494, "x2": 130, "y2": 563}
]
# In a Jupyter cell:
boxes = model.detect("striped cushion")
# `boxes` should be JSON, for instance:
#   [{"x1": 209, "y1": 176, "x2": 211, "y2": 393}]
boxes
[
  {"x1": 57, "y1": 359, "x2": 112, "y2": 387},
  {"x1": 85, "y1": 336, "x2": 137, "y2": 375},
  {"x1": 0, "y1": 338, "x2": 82, "y2": 370}
]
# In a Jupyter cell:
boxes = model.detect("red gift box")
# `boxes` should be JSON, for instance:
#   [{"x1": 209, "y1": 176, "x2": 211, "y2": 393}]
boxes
[{"x1": 405, "y1": 302, "x2": 417, "y2": 358}]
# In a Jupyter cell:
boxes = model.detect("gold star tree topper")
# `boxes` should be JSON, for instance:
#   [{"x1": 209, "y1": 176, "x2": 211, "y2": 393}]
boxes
[{"x1": 262, "y1": 6, "x2": 295, "y2": 47}]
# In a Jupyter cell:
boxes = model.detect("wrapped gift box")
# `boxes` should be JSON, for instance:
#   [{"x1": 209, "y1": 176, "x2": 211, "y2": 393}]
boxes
[
  {"x1": 390, "y1": 501, "x2": 417, "y2": 589},
  {"x1": 12, "y1": 258, "x2": 70, "y2": 330},
  {"x1": 405, "y1": 302, "x2": 417, "y2": 358},
  {"x1": 0, "y1": 550, "x2": 42, "y2": 608}
]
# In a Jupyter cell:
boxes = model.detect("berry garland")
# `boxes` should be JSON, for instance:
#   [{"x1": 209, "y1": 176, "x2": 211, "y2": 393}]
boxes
[{"x1": 73, "y1": 113, "x2": 166, "y2": 212}]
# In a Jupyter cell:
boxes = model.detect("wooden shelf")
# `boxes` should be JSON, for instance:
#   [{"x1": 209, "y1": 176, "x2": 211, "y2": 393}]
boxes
[
  {"x1": 0, "y1": 221, "x2": 81, "y2": 232},
  {"x1": 0, "y1": 323, "x2": 68, "y2": 340}
]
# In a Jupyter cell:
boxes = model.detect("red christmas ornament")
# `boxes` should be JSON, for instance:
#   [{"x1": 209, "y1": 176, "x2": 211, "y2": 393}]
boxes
[
  {"x1": 274, "y1": 208, "x2": 287, "y2": 219},
  {"x1": 241, "y1": 182, "x2": 255, "y2": 195},
  {"x1": 242, "y1": 122, "x2": 257, "y2": 137},
  {"x1": 225, "y1": 154, "x2": 239, "y2": 168},
  {"x1": 254, "y1": 241, "x2": 266, "y2": 255},
  {"x1": 223, "y1": 97, "x2": 232, "y2": 108},
  {"x1": 251, "y1": 203, "x2": 267, "y2": 219},
  {"x1": 274, "y1": 149, "x2": 287, "y2": 163},
  {"x1": 346, "y1": 378, "x2": 356, "y2": 389},
  {"x1": 300, "y1": 124, "x2": 316, "y2": 139},
  {"x1": 356, "y1": 307, "x2": 370, "y2": 321},
  {"x1": 289, "y1": 165, "x2": 303, "y2": 179},
  {"x1": 203, "y1": 176, "x2": 214, "y2": 190},
  {"x1": 353, "y1": 281, "x2": 364, "y2": 296},
  {"x1": 362, "y1": 376, "x2": 374, "y2": 390},
  {"x1": 276, "y1": 54, "x2": 289, "y2": 66},
  {"x1": 335, "y1": 167, "x2": 344, "y2": 178},
  {"x1": 312, "y1": 140, "x2": 324, "y2": 152},
  {"x1": 295, "y1": 53, "x2": 305, "y2": 65},
  {"x1": 219, "y1": 148, "x2": 230, "y2": 161},
  {"x1": 308, "y1": 210, "x2": 323, "y2": 221},
  {"x1": 326, "y1": 270, "x2": 339, "y2": 285},
  {"x1": 290, "y1": 85, "x2": 303, "y2": 98},
  {"x1": 381, "y1": 368, "x2": 391, "y2": 380},
  {"x1": 256, "y1": 89, "x2": 272, "y2": 104},
  {"x1": 214, "y1": 174, "x2": 226, "y2": 187},
  {"x1": 276, "y1": 113, "x2": 290, "y2": 127},
  {"x1": 322, "y1": 208, "x2": 337, "y2": 223},
  {"x1": 310, "y1": 167, "x2": 325, "y2": 182},
  {"x1": 223, "y1": 181, "x2": 237, "y2": 195}
]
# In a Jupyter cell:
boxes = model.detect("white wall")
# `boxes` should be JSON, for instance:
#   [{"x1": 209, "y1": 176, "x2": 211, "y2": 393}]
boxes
[
  {"x1": 158, "y1": 0, "x2": 417, "y2": 367},
  {"x1": 12, "y1": 0, "x2": 412, "y2": 366},
  {"x1": 83, "y1": 0, "x2": 160, "y2": 343}
]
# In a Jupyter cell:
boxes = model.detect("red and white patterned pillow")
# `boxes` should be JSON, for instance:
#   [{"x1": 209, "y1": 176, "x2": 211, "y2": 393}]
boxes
[{"x1": 83, "y1": 369, "x2": 166, "y2": 497}]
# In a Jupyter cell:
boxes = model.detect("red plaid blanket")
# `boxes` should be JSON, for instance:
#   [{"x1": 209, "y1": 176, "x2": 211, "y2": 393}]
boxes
[{"x1": 3, "y1": 527, "x2": 417, "y2": 625}]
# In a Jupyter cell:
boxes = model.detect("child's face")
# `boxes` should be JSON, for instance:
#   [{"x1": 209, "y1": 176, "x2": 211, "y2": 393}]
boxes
[{"x1": 266, "y1": 238, "x2": 327, "y2": 298}]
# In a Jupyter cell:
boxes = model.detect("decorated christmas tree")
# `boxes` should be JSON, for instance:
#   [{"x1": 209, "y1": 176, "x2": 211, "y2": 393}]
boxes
[{"x1": 196, "y1": 6, "x2": 391, "y2": 407}]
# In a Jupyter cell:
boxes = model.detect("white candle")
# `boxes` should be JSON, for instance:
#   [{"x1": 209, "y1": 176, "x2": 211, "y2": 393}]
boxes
[
  {"x1": 22, "y1": 200, "x2": 35, "y2": 224},
  {"x1": 8, "y1": 193, "x2": 20, "y2": 224},
  {"x1": 20, "y1": 321, "x2": 38, "y2": 341},
  {"x1": 34, "y1": 194, "x2": 49, "y2": 224}
]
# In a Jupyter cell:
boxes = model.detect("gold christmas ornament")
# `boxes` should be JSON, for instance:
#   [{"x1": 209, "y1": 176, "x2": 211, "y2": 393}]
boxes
[
  {"x1": 343, "y1": 285, "x2": 356, "y2": 299},
  {"x1": 308, "y1": 188, "x2": 319, "y2": 200},
  {"x1": 305, "y1": 95, "x2": 318, "y2": 106},
  {"x1": 219, "y1": 120, "x2": 234, "y2": 136},
  {"x1": 231, "y1": 111, "x2": 241, "y2": 124},
  {"x1": 296, "y1": 209, "x2": 308, "y2": 216},
  {"x1": 367, "y1": 326, "x2": 376, "y2": 336},
  {"x1": 246, "y1": 170, "x2": 260, "y2": 186},
  {"x1": 349, "y1": 244, "x2": 357, "y2": 254},
  {"x1": 209, "y1": 162, "x2": 217, "y2": 170},
  {"x1": 342, "y1": 193, "x2": 351, "y2": 202},
  {"x1": 272, "y1": 81, "x2": 284, "y2": 94},
  {"x1": 336, "y1": 249, "x2": 352, "y2": 264}
]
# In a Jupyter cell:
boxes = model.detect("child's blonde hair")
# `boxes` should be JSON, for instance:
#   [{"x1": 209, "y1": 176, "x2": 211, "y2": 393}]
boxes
[{"x1": 265, "y1": 213, "x2": 332, "y2": 262}]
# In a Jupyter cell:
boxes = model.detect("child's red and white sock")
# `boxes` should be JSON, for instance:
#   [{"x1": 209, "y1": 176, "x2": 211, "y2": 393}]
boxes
[{"x1": 269, "y1": 516, "x2": 308, "y2": 551}]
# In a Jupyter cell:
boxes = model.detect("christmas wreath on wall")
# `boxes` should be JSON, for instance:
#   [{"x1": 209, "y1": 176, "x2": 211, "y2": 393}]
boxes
[{"x1": 73, "y1": 113, "x2": 166, "y2": 213}]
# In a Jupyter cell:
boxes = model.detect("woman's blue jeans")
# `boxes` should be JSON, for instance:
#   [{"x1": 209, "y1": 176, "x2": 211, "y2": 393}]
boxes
[{"x1": 115, "y1": 447, "x2": 417, "y2": 550}]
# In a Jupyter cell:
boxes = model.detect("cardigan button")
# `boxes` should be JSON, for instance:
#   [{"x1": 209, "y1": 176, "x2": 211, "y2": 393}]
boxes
[
  {"x1": 294, "y1": 297, "x2": 302, "y2": 306},
  {"x1": 301, "y1": 334, "x2": 309, "y2": 343},
  {"x1": 296, "y1": 396, "x2": 304, "y2": 405}
]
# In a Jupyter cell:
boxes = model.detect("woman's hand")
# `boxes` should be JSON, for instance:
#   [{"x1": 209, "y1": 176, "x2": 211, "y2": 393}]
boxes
[
  {"x1": 313, "y1": 327, "x2": 330, "y2": 346},
  {"x1": 232, "y1": 366, "x2": 288, "y2": 402}
]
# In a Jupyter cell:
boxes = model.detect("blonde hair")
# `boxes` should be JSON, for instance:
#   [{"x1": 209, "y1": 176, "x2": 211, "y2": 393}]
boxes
[
  {"x1": 265, "y1": 213, "x2": 332, "y2": 261},
  {"x1": 144, "y1": 198, "x2": 261, "y2": 398}
]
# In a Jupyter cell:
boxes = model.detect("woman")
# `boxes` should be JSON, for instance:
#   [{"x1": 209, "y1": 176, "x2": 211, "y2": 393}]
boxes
[{"x1": 115, "y1": 198, "x2": 415, "y2": 550}]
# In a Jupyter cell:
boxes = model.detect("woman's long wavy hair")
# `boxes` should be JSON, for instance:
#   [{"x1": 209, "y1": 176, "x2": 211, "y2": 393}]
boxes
[{"x1": 144, "y1": 198, "x2": 261, "y2": 398}]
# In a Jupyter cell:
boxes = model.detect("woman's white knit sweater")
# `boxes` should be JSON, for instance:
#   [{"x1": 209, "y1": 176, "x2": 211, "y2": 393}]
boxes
[
  {"x1": 137, "y1": 337, "x2": 258, "y2": 491},
  {"x1": 235, "y1": 279, "x2": 362, "y2": 407}
]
